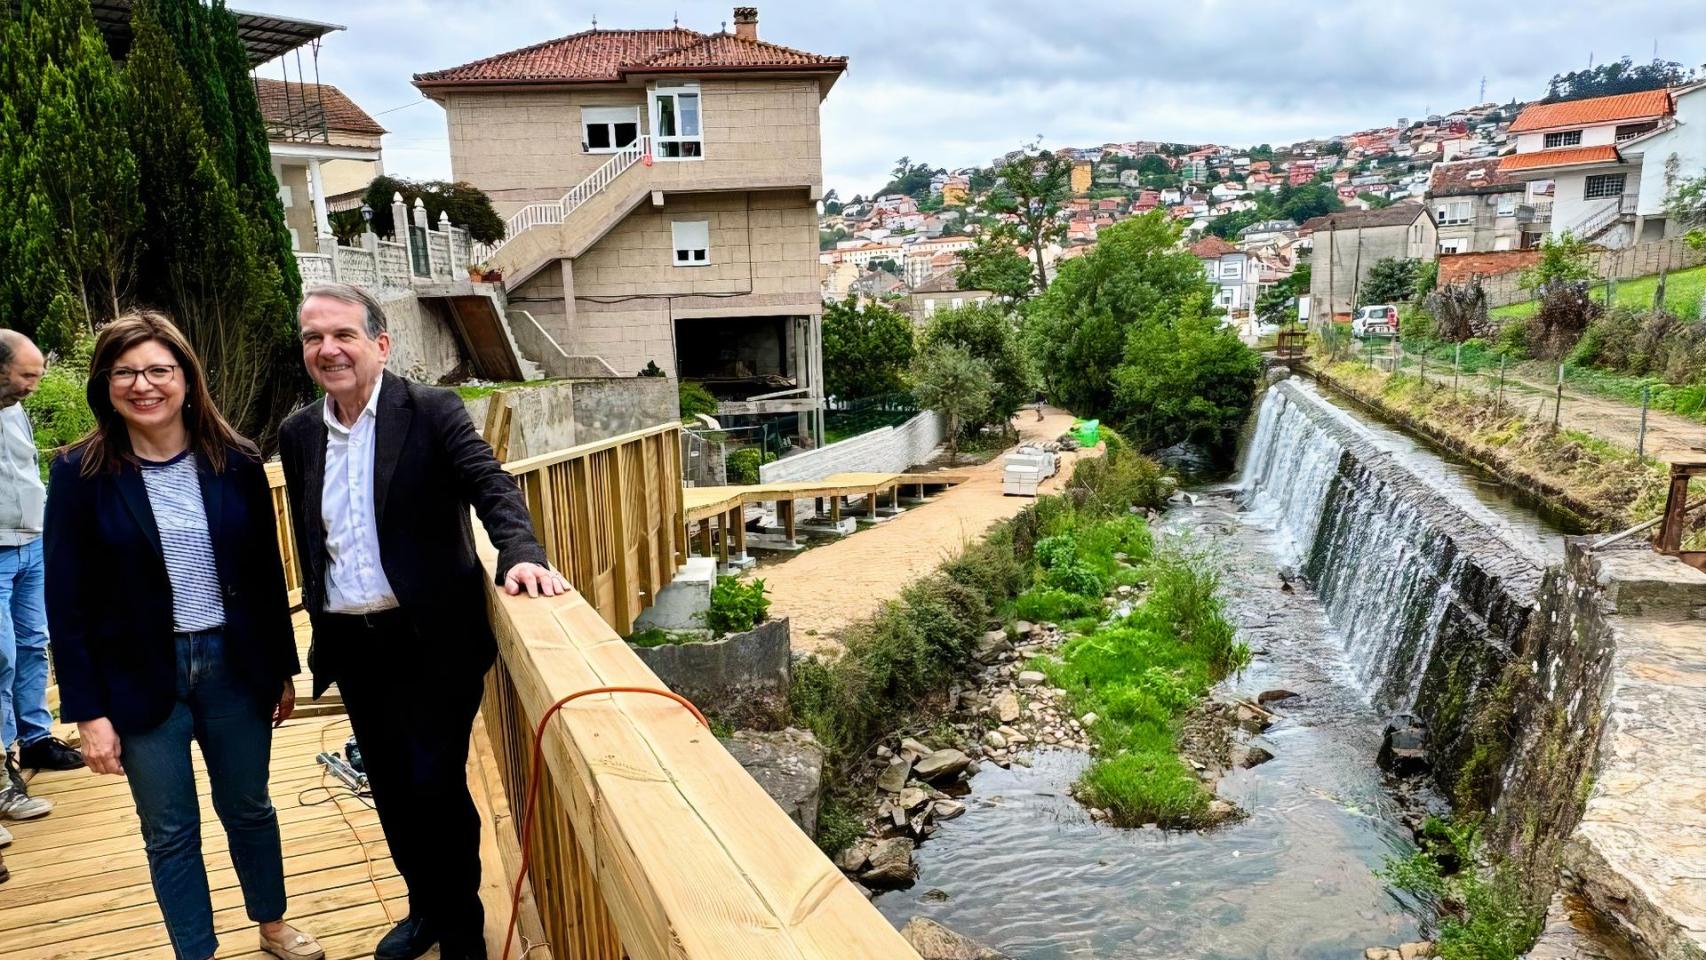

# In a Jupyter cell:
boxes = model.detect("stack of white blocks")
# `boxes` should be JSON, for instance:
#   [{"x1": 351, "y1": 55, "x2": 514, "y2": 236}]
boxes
[{"x1": 1001, "y1": 444, "x2": 1058, "y2": 497}]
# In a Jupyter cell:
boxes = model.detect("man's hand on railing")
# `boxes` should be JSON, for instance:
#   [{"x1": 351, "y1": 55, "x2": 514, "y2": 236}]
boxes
[{"x1": 505, "y1": 562, "x2": 569, "y2": 598}]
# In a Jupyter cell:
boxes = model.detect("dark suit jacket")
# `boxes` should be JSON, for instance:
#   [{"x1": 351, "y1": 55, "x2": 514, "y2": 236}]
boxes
[
  {"x1": 277, "y1": 371, "x2": 546, "y2": 697},
  {"x1": 43, "y1": 446, "x2": 299, "y2": 734}
]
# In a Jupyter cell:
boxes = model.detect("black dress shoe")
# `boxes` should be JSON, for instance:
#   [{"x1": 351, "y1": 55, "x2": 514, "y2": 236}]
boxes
[
  {"x1": 19, "y1": 737, "x2": 83, "y2": 771},
  {"x1": 374, "y1": 915, "x2": 437, "y2": 960}
]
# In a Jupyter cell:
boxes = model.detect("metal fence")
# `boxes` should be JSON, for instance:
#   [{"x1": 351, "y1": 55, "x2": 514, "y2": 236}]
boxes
[{"x1": 824, "y1": 391, "x2": 918, "y2": 442}]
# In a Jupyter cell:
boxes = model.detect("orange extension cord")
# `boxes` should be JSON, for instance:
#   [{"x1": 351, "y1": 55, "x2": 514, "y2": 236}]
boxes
[{"x1": 501, "y1": 686, "x2": 709, "y2": 960}]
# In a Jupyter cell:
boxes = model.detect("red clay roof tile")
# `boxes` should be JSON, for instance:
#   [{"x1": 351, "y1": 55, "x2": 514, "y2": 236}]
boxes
[
  {"x1": 253, "y1": 78, "x2": 384, "y2": 136},
  {"x1": 414, "y1": 27, "x2": 845, "y2": 87},
  {"x1": 1498, "y1": 146, "x2": 1621, "y2": 171},
  {"x1": 1507, "y1": 89, "x2": 1672, "y2": 133}
]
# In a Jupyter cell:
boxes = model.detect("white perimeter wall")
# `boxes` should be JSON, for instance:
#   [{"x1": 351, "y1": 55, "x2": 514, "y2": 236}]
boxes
[{"x1": 759, "y1": 410, "x2": 945, "y2": 483}]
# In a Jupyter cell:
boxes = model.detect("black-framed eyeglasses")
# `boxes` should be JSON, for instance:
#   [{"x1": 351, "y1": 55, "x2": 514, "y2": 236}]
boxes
[{"x1": 108, "y1": 364, "x2": 180, "y2": 387}]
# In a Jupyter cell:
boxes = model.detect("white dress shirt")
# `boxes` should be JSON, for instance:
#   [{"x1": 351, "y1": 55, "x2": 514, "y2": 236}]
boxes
[{"x1": 322, "y1": 376, "x2": 399, "y2": 613}]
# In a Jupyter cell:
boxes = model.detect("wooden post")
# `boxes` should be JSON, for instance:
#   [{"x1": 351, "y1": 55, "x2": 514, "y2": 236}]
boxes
[
  {"x1": 483, "y1": 390, "x2": 514, "y2": 463},
  {"x1": 781, "y1": 499, "x2": 797, "y2": 546},
  {"x1": 717, "y1": 510, "x2": 730, "y2": 570},
  {"x1": 699, "y1": 518, "x2": 713, "y2": 558},
  {"x1": 866, "y1": 491, "x2": 878, "y2": 519},
  {"x1": 606, "y1": 446, "x2": 633, "y2": 635},
  {"x1": 1657, "y1": 465, "x2": 1695, "y2": 554},
  {"x1": 815, "y1": 496, "x2": 824, "y2": 517},
  {"x1": 830, "y1": 496, "x2": 841, "y2": 523},
  {"x1": 730, "y1": 506, "x2": 747, "y2": 560}
]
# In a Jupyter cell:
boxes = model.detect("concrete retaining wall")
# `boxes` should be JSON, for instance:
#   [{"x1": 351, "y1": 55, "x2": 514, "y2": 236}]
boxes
[
  {"x1": 379, "y1": 290, "x2": 464, "y2": 384},
  {"x1": 759, "y1": 410, "x2": 944, "y2": 483},
  {"x1": 462, "y1": 376, "x2": 678, "y2": 459},
  {"x1": 630, "y1": 617, "x2": 791, "y2": 724}
]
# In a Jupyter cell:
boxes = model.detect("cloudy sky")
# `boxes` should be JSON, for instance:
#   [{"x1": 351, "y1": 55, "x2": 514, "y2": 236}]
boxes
[{"x1": 277, "y1": 0, "x2": 1705, "y2": 197}]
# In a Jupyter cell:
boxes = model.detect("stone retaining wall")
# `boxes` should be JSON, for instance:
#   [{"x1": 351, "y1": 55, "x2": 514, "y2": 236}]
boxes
[
  {"x1": 630, "y1": 617, "x2": 791, "y2": 725},
  {"x1": 1438, "y1": 237, "x2": 1706, "y2": 308},
  {"x1": 759, "y1": 411, "x2": 945, "y2": 483}
]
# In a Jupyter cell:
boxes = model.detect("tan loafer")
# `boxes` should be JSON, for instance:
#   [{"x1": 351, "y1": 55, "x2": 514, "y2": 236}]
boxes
[{"x1": 259, "y1": 923, "x2": 325, "y2": 960}]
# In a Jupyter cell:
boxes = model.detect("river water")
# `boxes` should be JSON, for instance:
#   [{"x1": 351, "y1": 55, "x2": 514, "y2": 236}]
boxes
[{"x1": 872, "y1": 380, "x2": 1570, "y2": 959}]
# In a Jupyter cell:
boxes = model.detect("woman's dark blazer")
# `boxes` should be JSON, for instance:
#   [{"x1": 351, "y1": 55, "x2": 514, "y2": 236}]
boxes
[{"x1": 43, "y1": 444, "x2": 299, "y2": 734}]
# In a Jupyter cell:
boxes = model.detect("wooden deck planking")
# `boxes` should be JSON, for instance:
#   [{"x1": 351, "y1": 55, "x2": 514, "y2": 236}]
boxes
[{"x1": 0, "y1": 610, "x2": 525, "y2": 960}]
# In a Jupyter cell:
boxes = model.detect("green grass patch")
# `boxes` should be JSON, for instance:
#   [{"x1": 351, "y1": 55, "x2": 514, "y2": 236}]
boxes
[
  {"x1": 1039, "y1": 541, "x2": 1248, "y2": 827},
  {"x1": 1490, "y1": 263, "x2": 1706, "y2": 321},
  {"x1": 627, "y1": 628, "x2": 709, "y2": 647},
  {"x1": 1380, "y1": 816, "x2": 1545, "y2": 960}
]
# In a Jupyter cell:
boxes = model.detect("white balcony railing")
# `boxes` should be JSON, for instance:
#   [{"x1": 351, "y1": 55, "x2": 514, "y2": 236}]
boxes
[{"x1": 473, "y1": 135, "x2": 652, "y2": 262}]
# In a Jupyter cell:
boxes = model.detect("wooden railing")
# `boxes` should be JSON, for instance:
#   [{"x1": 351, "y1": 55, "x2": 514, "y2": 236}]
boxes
[
  {"x1": 264, "y1": 461, "x2": 303, "y2": 609},
  {"x1": 477, "y1": 540, "x2": 920, "y2": 960},
  {"x1": 503, "y1": 422, "x2": 686, "y2": 637}
]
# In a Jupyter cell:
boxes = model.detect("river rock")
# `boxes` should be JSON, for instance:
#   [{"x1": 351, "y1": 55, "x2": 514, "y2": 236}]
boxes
[
  {"x1": 1237, "y1": 742, "x2": 1275, "y2": 768},
  {"x1": 833, "y1": 842, "x2": 870, "y2": 873},
  {"x1": 932, "y1": 799, "x2": 966, "y2": 820},
  {"x1": 1235, "y1": 702, "x2": 1274, "y2": 733},
  {"x1": 900, "y1": 917, "x2": 1010, "y2": 959},
  {"x1": 975, "y1": 630, "x2": 1013, "y2": 664},
  {"x1": 1398, "y1": 942, "x2": 1435, "y2": 959},
  {"x1": 718, "y1": 727, "x2": 823, "y2": 836},
  {"x1": 1257, "y1": 689, "x2": 1300, "y2": 704},
  {"x1": 859, "y1": 837, "x2": 915, "y2": 888},
  {"x1": 877, "y1": 756, "x2": 911, "y2": 793},
  {"x1": 914, "y1": 748, "x2": 971, "y2": 783},
  {"x1": 1017, "y1": 670, "x2": 1048, "y2": 687},
  {"x1": 1378, "y1": 713, "x2": 1430, "y2": 775},
  {"x1": 982, "y1": 730, "x2": 1007, "y2": 750},
  {"x1": 898, "y1": 786, "x2": 930, "y2": 811},
  {"x1": 1079, "y1": 712, "x2": 1097, "y2": 727},
  {"x1": 994, "y1": 691, "x2": 1021, "y2": 723},
  {"x1": 1013, "y1": 620, "x2": 1034, "y2": 636}
]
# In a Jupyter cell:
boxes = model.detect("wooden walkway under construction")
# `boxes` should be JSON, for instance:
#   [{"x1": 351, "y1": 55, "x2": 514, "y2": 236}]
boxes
[{"x1": 0, "y1": 613, "x2": 520, "y2": 960}]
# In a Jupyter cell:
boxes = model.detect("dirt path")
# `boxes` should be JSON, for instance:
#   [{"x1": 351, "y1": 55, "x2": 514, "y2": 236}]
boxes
[
  {"x1": 765, "y1": 406, "x2": 1100, "y2": 654},
  {"x1": 1412, "y1": 363, "x2": 1706, "y2": 463}
]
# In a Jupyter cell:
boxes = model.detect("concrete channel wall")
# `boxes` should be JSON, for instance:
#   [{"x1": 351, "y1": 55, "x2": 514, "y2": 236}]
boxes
[{"x1": 759, "y1": 410, "x2": 945, "y2": 483}]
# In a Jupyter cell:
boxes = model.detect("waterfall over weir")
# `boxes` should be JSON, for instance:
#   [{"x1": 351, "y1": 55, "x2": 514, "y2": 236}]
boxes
[{"x1": 1239, "y1": 380, "x2": 1546, "y2": 708}]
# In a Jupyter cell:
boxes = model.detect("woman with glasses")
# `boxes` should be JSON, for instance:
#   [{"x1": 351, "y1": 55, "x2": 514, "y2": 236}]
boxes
[{"x1": 42, "y1": 311, "x2": 322, "y2": 960}]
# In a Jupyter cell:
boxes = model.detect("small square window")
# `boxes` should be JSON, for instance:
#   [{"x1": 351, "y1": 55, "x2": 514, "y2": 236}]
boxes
[
  {"x1": 1584, "y1": 174, "x2": 1626, "y2": 200},
  {"x1": 1543, "y1": 130, "x2": 1583, "y2": 148},
  {"x1": 671, "y1": 220, "x2": 710, "y2": 267}
]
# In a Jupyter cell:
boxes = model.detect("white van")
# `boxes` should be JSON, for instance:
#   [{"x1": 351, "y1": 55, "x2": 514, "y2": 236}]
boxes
[{"x1": 1352, "y1": 304, "x2": 1399, "y2": 338}]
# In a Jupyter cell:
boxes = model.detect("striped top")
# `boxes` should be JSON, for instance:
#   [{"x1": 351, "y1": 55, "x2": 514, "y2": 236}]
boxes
[{"x1": 139, "y1": 452, "x2": 226, "y2": 633}]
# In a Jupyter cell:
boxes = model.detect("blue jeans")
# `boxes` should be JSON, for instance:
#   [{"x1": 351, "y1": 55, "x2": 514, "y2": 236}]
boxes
[
  {"x1": 122, "y1": 631, "x2": 286, "y2": 960},
  {"x1": 0, "y1": 538, "x2": 51, "y2": 752}
]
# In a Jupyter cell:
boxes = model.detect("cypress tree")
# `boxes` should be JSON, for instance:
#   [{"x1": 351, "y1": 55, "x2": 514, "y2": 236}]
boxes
[
  {"x1": 126, "y1": 0, "x2": 294, "y2": 444},
  {"x1": 0, "y1": 0, "x2": 141, "y2": 350}
]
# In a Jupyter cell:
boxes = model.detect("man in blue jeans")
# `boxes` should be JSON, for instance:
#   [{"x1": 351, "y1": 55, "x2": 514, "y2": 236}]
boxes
[{"x1": 0, "y1": 330, "x2": 82, "y2": 835}]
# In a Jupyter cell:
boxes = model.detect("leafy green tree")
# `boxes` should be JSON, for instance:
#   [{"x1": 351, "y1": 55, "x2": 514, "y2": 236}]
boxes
[
  {"x1": 1519, "y1": 232, "x2": 1595, "y2": 291},
  {"x1": 0, "y1": 0, "x2": 141, "y2": 351},
  {"x1": 1256, "y1": 263, "x2": 1311, "y2": 327},
  {"x1": 821, "y1": 298, "x2": 915, "y2": 401},
  {"x1": 1278, "y1": 182, "x2": 1342, "y2": 223},
  {"x1": 1664, "y1": 170, "x2": 1706, "y2": 249},
  {"x1": 822, "y1": 187, "x2": 842, "y2": 216},
  {"x1": 880, "y1": 156, "x2": 940, "y2": 199},
  {"x1": 920, "y1": 301, "x2": 1031, "y2": 430},
  {"x1": 1137, "y1": 154, "x2": 1171, "y2": 176},
  {"x1": 126, "y1": 0, "x2": 297, "y2": 444},
  {"x1": 988, "y1": 144, "x2": 1073, "y2": 293},
  {"x1": 1357, "y1": 191, "x2": 1394, "y2": 209},
  {"x1": 1207, "y1": 209, "x2": 1261, "y2": 240},
  {"x1": 1024, "y1": 213, "x2": 1213, "y2": 418},
  {"x1": 957, "y1": 225, "x2": 1034, "y2": 302},
  {"x1": 1359, "y1": 258, "x2": 1423, "y2": 306},
  {"x1": 1544, "y1": 57, "x2": 1691, "y2": 103},
  {"x1": 868, "y1": 258, "x2": 900, "y2": 276},
  {"x1": 1113, "y1": 297, "x2": 1262, "y2": 450},
  {"x1": 910, "y1": 342, "x2": 991, "y2": 464},
  {"x1": 355, "y1": 175, "x2": 505, "y2": 246}
]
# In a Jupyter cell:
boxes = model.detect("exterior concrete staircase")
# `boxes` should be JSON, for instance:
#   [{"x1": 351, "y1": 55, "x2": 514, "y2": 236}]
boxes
[
  {"x1": 474, "y1": 135, "x2": 654, "y2": 285},
  {"x1": 418, "y1": 284, "x2": 544, "y2": 382},
  {"x1": 1562, "y1": 194, "x2": 1637, "y2": 244}
]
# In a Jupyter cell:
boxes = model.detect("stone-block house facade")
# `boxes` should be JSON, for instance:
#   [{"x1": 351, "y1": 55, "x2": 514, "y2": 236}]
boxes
[
  {"x1": 1425, "y1": 158, "x2": 1532, "y2": 254},
  {"x1": 414, "y1": 8, "x2": 843, "y2": 444},
  {"x1": 1302, "y1": 204, "x2": 1437, "y2": 320}
]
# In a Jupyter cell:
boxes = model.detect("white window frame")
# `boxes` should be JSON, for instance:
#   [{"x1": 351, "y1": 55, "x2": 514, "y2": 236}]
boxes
[
  {"x1": 1437, "y1": 200, "x2": 1472, "y2": 225},
  {"x1": 1543, "y1": 130, "x2": 1583, "y2": 149},
  {"x1": 671, "y1": 219, "x2": 711, "y2": 267},
  {"x1": 581, "y1": 105, "x2": 640, "y2": 154},
  {"x1": 1496, "y1": 193, "x2": 1517, "y2": 217},
  {"x1": 1220, "y1": 261, "x2": 1242, "y2": 279},
  {"x1": 649, "y1": 83, "x2": 703, "y2": 160},
  {"x1": 1584, "y1": 174, "x2": 1626, "y2": 201},
  {"x1": 1439, "y1": 239, "x2": 1468, "y2": 254}
]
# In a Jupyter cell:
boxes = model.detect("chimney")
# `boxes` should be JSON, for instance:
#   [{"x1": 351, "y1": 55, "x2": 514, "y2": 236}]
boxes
[{"x1": 733, "y1": 6, "x2": 757, "y2": 39}]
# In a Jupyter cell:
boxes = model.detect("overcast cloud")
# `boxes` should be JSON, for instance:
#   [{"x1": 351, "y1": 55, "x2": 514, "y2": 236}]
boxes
[{"x1": 276, "y1": 0, "x2": 1706, "y2": 197}]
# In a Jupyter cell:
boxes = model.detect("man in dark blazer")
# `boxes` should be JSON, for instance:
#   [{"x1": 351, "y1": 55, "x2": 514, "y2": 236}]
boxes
[{"x1": 279, "y1": 283, "x2": 566, "y2": 960}]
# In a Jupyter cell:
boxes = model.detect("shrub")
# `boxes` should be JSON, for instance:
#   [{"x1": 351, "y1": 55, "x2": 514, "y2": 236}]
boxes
[
  {"x1": 678, "y1": 380, "x2": 719, "y2": 421},
  {"x1": 726, "y1": 447, "x2": 776, "y2": 484},
  {"x1": 1527, "y1": 281, "x2": 1602, "y2": 360},
  {"x1": 939, "y1": 534, "x2": 1028, "y2": 609},
  {"x1": 1045, "y1": 560, "x2": 1106, "y2": 598},
  {"x1": 25, "y1": 336, "x2": 96, "y2": 476},
  {"x1": 1014, "y1": 586, "x2": 1100, "y2": 623},
  {"x1": 1065, "y1": 442, "x2": 1170, "y2": 518},
  {"x1": 704, "y1": 576, "x2": 769, "y2": 636},
  {"x1": 1381, "y1": 818, "x2": 1544, "y2": 960}
]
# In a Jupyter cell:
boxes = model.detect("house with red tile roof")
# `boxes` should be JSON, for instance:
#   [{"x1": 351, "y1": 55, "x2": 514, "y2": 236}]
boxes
[
  {"x1": 1426, "y1": 158, "x2": 1534, "y2": 254},
  {"x1": 252, "y1": 78, "x2": 386, "y2": 253},
  {"x1": 1496, "y1": 87, "x2": 1688, "y2": 248},
  {"x1": 1189, "y1": 236, "x2": 1256, "y2": 315},
  {"x1": 412, "y1": 6, "x2": 847, "y2": 443}
]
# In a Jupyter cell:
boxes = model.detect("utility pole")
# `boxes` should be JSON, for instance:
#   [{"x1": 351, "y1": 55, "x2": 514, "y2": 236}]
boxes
[{"x1": 1479, "y1": 75, "x2": 1487, "y2": 103}]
